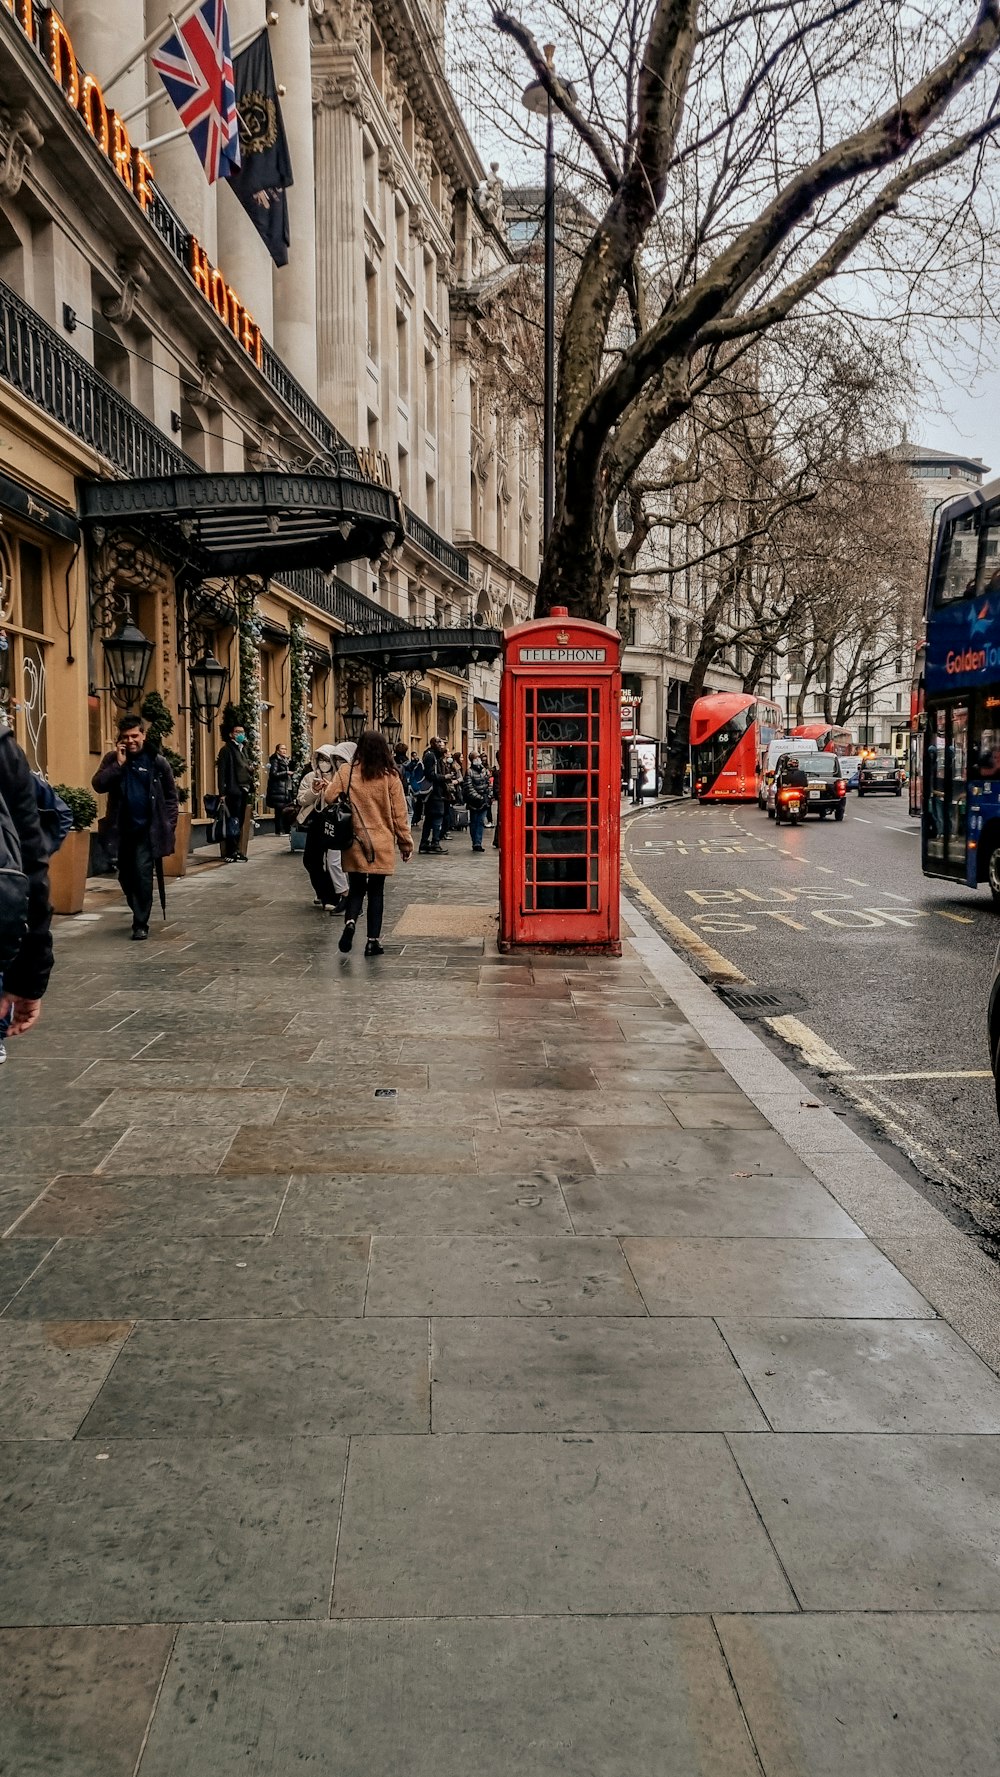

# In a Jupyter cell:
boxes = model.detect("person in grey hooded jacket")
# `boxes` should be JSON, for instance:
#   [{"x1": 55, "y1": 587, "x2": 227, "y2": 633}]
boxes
[{"x1": 296, "y1": 741, "x2": 355, "y2": 910}]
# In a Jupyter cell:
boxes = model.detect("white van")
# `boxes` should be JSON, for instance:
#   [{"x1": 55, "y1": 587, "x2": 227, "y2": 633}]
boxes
[{"x1": 760, "y1": 738, "x2": 818, "y2": 811}]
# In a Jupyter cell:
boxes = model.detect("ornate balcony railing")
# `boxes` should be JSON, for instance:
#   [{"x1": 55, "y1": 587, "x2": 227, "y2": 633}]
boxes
[
  {"x1": 0, "y1": 276, "x2": 191, "y2": 481},
  {"x1": 284, "y1": 569, "x2": 410, "y2": 635},
  {"x1": 405, "y1": 506, "x2": 470, "y2": 581}
]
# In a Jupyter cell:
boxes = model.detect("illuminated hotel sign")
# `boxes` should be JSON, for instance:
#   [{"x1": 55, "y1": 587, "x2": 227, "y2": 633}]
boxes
[{"x1": 3, "y1": 0, "x2": 263, "y2": 366}]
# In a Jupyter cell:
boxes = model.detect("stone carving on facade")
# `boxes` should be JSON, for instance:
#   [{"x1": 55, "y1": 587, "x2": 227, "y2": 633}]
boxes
[
  {"x1": 483, "y1": 163, "x2": 504, "y2": 229},
  {"x1": 378, "y1": 143, "x2": 403, "y2": 189},
  {"x1": 186, "y1": 349, "x2": 226, "y2": 413},
  {"x1": 0, "y1": 108, "x2": 43, "y2": 200},
  {"x1": 310, "y1": 0, "x2": 372, "y2": 50},
  {"x1": 313, "y1": 75, "x2": 372, "y2": 124},
  {"x1": 101, "y1": 253, "x2": 151, "y2": 326}
]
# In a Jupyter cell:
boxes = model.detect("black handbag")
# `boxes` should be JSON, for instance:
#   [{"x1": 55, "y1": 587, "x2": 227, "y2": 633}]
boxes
[{"x1": 322, "y1": 760, "x2": 356, "y2": 851}]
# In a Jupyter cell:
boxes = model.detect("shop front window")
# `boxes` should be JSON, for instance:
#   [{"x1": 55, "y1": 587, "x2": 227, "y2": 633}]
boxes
[{"x1": 0, "y1": 533, "x2": 50, "y2": 771}]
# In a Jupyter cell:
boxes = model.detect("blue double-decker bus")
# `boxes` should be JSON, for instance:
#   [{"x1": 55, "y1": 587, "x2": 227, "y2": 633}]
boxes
[{"x1": 920, "y1": 474, "x2": 1000, "y2": 901}]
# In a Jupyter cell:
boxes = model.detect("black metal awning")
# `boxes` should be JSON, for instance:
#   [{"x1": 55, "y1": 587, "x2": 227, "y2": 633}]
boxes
[
  {"x1": 80, "y1": 470, "x2": 403, "y2": 576},
  {"x1": 334, "y1": 623, "x2": 502, "y2": 673}
]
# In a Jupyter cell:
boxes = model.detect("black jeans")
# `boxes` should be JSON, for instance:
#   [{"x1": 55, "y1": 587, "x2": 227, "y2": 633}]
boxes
[
  {"x1": 420, "y1": 797, "x2": 446, "y2": 848},
  {"x1": 118, "y1": 828, "x2": 154, "y2": 928},
  {"x1": 224, "y1": 792, "x2": 248, "y2": 858},
  {"x1": 345, "y1": 871, "x2": 386, "y2": 939}
]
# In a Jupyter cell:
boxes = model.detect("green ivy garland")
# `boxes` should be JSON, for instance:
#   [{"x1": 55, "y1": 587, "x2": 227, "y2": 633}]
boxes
[
  {"x1": 236, "y1": 584, "x2": 263, "y2": 783},
  {"x1": 289, "y1": 614, "x2": 309, "y2": 771}
]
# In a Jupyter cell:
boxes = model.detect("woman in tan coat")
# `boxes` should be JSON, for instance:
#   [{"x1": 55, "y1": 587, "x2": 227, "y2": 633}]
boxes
[{"x1": 324, "y1": 728, "x2": 412, "y2": 956}]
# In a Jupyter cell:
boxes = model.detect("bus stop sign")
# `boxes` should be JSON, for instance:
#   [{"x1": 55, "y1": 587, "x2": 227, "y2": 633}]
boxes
[{"x1": 498, "y1": 608, "x2": 621, "y2": 953}]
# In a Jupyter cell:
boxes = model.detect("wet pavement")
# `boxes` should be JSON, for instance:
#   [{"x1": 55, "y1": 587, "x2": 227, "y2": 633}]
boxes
[{"x1": 3, "y1": 833, "x2": 1000, "y2": 1773}]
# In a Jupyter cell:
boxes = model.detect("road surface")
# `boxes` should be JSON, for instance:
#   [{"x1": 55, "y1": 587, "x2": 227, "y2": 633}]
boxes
[{"x1": 625, "y1": 792, "x2": 1000, "y2": 1255}]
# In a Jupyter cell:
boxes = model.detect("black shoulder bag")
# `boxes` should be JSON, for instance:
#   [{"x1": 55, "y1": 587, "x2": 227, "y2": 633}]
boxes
[{"x1": 323, "y1": 760, "x2": 357, "y2": 851}]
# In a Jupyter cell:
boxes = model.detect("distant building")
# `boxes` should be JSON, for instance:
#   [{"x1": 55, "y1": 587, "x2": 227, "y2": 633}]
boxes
[{"x1": 889, "y1": 440, "x2": 989, "y2": 524}]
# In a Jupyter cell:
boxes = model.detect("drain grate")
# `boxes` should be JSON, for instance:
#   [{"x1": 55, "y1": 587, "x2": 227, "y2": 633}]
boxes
[
  {"x1": 373, "y1": 1087, "x2": 398, "y2": 1099},
  {"x1": 715, "y1": 986, "x2": 807, "y2": 1019}
]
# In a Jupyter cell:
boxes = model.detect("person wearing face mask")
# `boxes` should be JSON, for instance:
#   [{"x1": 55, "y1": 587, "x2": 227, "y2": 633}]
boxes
[
  {"x1": 296, "y1": 740, "x2": 354, "y2": 910},
  {"x1": 216, "y1": 719, "x2": 255, "y2": 863}
]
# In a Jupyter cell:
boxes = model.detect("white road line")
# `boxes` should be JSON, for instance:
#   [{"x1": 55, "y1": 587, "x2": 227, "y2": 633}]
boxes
[
  {"x1": 853, "y1": 817, "x2": 872, "y2": 824},
  {"x1": 844, "y1": 877, "x2": 869, "y2": 887},
  {"x1": 764, "y1": 1015, "x2": 855, "y2": 1074},
  {"x1": 815, "y1": 866, "x2": 835, "y2": 874},
  {"x1": 851, "y1": 1069, "x2": 991, "y2": 1082},
  {"x1": 882, "y1": 891, "x2": 910, "y2": 901},
  {"x1": 888, "y1": 826, "x2": 918, "y2": 836}
]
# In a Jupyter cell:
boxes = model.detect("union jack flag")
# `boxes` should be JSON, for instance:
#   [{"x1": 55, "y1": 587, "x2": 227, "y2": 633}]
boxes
[{"x1": 151, "y1": 0, "x2": 241, "y2": 185}]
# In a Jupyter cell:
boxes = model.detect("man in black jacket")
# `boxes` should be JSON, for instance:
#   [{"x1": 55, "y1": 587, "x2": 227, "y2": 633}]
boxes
[
  {"x1": 93, "y1": 715, "x2": 179, "y2": 940},
  {"x1": 418, "y1": 736, "x2": 449, "y2": 855},
  {"x1": 216, "y1": 719, "x2": 255, "y2": 862},
  {"x1": 0, "y1": 724, "x2": 54, "y2": 1050}
]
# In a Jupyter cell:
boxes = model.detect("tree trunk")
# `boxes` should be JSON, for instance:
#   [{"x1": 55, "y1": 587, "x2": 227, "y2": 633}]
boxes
[{"x1": 534, "y1": 467, "x2": 612, "y2": 619}]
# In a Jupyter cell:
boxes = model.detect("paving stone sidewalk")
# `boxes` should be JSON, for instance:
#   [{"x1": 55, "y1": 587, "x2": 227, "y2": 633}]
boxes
[{"x1": 4, "y1": 835, "x2": 1000, "y2": 1774}]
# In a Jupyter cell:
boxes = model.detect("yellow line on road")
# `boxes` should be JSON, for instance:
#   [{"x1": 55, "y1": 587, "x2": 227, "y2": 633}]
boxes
[
  {"x1": 851, "y1": 1069, "x2": 991, "y2": 1082},
  {"x1": 937, "y1": 910, "x2": 975, "y2": 924},
  {"x1": 620, "y1": 858, "x2": 748, "y2": 983},
  {"x1": 764, "y1": 1015, "x2": 855, "y2": 1074}
]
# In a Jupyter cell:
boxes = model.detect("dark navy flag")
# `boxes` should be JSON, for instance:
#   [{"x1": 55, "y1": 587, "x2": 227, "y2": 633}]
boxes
[{"x1": 227, "y1": 31, "x2": 293, "y2": 267}]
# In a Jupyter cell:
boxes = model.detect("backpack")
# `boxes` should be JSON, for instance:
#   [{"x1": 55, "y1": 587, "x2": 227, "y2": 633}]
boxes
[
  {"x1": 33, "y1": 774, "x2": 73, "y2": 860},
  {"x1": 0, "y1": 760, "x2": 29, "y2": 973}
]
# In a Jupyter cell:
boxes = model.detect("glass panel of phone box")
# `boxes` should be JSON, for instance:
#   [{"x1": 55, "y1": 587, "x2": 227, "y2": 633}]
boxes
[{"x1": 523, "y1": 686, "x2": 601, "y2": 911}]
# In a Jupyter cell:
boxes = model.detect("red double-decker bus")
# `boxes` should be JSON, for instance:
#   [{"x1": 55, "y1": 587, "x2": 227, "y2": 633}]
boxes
[
  {"x1": 690, "y1": 692, "x2": 783, "y2": 801},
  {"x1": 791, "y1": 721, "x2": 858, "y2": 755}
]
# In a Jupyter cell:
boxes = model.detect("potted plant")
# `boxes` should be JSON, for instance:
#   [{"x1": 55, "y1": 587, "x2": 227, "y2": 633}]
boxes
[
  {"x1": 141, "y1": 691, "x2": 192, "y2": 876},
  {"x1": 47, "y1": 784, "x2": 97, "y2": 915}
]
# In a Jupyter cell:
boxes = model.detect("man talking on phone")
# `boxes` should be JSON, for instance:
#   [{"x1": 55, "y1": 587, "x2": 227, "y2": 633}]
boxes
[{"x1": 92, "y1": 715, "x2": 178, "y2": 940}]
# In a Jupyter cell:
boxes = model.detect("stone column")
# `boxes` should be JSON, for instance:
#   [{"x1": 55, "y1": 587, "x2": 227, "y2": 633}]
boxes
[
  {"x1": 215, "y1": 0, "x2": 274, "y2": 341},
  {"x1": 142, "y1": 0, "x2": 217, "y2": 258},
  {"x1": 314, "y1": 78, "x2": 365, "y2": 440},
  {"x1": 450, "y1": 336, "x2": 473, "y2": 541},
  {"x1": 270, "y1": 0, "x2": 316, "y2": 394},
  {"x1": 62, "y1": 0, "x2": 145, "y2": 117}
]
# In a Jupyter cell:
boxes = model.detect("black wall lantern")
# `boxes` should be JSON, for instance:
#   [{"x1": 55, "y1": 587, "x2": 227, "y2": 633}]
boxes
[
  {"x1": 382, "y1": 710, "x2": 403, "y2": 745},
  {"x1": 102, "y1": 619, "x2": 154, "y2": 708},
  {"x1": 189, "y1": 649, "x2": 229, "y2": 726},
  {"x1": 345, "y1": 701, "x2": 367, "y2": 740}
]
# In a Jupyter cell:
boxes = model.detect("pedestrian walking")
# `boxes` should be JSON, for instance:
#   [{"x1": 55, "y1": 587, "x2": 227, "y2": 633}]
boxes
[
  {"x1": 296, "y1": 741, "x2": 353, "y2": 910},
  {"x1": 491, "y1": 759, "x2": 501, "y2": 850},
  {"x1": 464, "y1": 751, "x2": 492, "y2": 852},
  {"x1": 0, "y1": 720, "x2": 54, "y2": 1057},
  {"x1": 92, "y1": 715, "x2": 179, "y2": 940},
  {"x1": 265, "y1": 743, "x2": 295, "y2": 835},
  {"x1": 632, "y1": 758, "x2": 647, "y2": 804},
  {"x1": 324, "y1": 728, "x2": 412, "y2": 956},
  {"x1": 418, "y1": 735, "x2": 449, "y2": 854},
  {"x1": 216, "y1": 719, "x2": 255, "y2": 861}
]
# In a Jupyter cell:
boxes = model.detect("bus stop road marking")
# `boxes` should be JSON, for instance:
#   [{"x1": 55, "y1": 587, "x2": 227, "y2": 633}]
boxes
[
  {"x1": 621, "y1": 860, "x2": 748, "y2": 984},
  {"x1": 850, "y1": 1069, "x2": 992, "y2": 1083},
  {"x1": 937, "y1": 910, "x2": 975, "y2": 924},
  {"x1": 764, "y1": 1015, "x2": 855, "y2": 1074}
]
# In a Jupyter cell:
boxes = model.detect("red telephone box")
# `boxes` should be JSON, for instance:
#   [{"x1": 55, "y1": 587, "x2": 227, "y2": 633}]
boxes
[{"x1": 498, "y1": 607, "x2": 621, "y2": 953}]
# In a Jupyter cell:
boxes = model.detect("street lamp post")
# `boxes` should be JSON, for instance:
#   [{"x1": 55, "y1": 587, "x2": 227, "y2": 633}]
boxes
[{"x1": 522, "y1": 46, "x2": 576, "y2": 548}]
